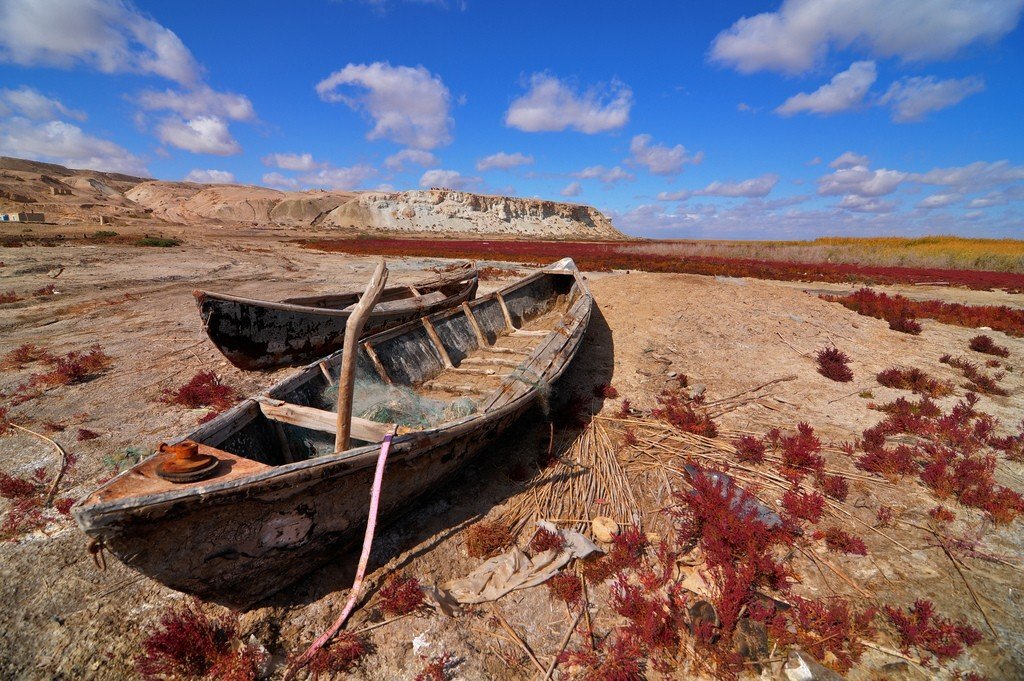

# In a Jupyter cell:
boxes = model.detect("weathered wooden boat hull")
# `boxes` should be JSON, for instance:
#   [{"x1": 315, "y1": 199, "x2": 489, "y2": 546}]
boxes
[
  {"x1": 73, "y1": 260, "x2": 590, "y2": 608},
  {"x1": 195, "y1": 265, "x2": 478, "y2": 370}
]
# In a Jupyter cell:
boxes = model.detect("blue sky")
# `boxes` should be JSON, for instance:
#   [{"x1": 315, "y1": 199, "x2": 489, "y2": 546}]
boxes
[{"x1": 1, "y1": 0, "x2": 1023, "y2": 239}]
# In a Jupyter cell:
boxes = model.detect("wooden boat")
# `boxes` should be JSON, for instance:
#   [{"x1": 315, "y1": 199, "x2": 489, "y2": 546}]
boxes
[
  {"x1": 73, "y1": 259, "x2": 591, "y2": 607},
  {"x1": 194, "y1": 262, "x2": 479, "y2": 370}
]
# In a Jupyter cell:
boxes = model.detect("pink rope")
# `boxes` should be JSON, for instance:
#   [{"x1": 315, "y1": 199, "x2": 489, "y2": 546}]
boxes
[{"x1": 286, "y1": 433, "x2": 394, "y2": 679}]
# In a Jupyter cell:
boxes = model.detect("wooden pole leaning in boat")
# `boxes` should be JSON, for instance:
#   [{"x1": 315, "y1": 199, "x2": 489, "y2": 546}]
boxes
[{"x1": 335, "y1": 260, "x2": 388, "y2": 452}]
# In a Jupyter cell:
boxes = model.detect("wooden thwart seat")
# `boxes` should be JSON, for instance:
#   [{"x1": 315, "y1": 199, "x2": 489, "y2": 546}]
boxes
[{"x1": 257, "y1": 397, "x2": 411, "y2": 442}]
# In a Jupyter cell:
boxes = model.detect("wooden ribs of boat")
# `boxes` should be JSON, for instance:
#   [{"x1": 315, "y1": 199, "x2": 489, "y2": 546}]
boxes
[{"x1": 194, "y1": 262, "x2": 479, "y2": 370}]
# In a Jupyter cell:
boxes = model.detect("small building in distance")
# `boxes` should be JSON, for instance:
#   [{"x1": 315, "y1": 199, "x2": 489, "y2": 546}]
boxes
[{"x1": 0, "y1": 212, "x2": 45, "y2": 222}]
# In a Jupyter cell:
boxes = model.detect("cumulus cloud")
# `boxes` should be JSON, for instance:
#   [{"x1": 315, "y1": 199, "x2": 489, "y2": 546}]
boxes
[
  {"x1": 628, "y1": 134, "x2": 702, "y2": 176},
  {"x1": 0, "y1": 0, "x2": 201, "y2": 84},
  {"x1": 476, "y1": 151, "x2": 534, "y2": 172},
  {"x1": 830, "y1": 151, "x2": 870, "y2": 169},
  {"x1": 184, "y1": 168, "x2": 235, "y2": 184},
  {"x1": 384, "y1": 148, "x2": 438, "y2": 171},
  {"x1": 0, "y1": 86, "x2": 86, "y2": 121},
  {"x1": 156, "y1": 115, "x2": 241, "y2": 155},
  {"x1": 560, "y1": 181, "x2": 582, "y2": 197},
  {"x1": 262, "y1": 152, "x2": 322, "y2": 171},
  {"x1": 0, "y1": 117, "x2": 146, "y2": 174},
  {"x1": 262, "y1": 171, "x2": 301, "y2": 190},
  {"x1": 137, "y1": 85, "x2": 255, "y2": 121},
  {"x1": 316, "y1": 62, "x2": 453, "y2": 149},
  {"x1": 710, "y1": 0, "x2": 1024, "y2": 75},
  {"x1": 572, "y1": 165, "x2": 634, "y2": 186},
  {"x1": 879, "y1": 75, "x2": 985, "y2": 122},
  {"x1": 818, "y1": 164, "x2": 907, "y2": 197},
  {"x1": 838, "y1": 195, "x2": 897, "y2": 213},
  {"x1": 419, "y1": 168, "x2": 482, "y2": 190},
  {"x1": 909, "y1": 160, "x2": 1024, "y2": 189},
  {"x1": 505, "y1": 73, "x2": 632, "y2": 134},
  {"x1": 917, "y1": 192, "x2": 962, "y2": 208},
  {"x1": 299, "y1": 164, "x2": 377, "y2": 190},
  {"x1": 658, "y1": 173, "x2": 780, "y2": 200},
  {"x1": 776, "y1": 61, "x2": 877, "y2": 116}
]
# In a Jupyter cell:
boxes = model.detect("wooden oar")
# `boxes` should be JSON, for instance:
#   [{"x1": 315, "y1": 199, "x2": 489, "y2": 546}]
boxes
[{"x1": 335, "y1": 260, "x2": 388, "y2": 452}]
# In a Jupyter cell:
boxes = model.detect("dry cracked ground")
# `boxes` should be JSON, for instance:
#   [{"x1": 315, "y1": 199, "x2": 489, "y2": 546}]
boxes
[{"x1": 1, "y1": 224, "x2": 1022, "y2": 680}]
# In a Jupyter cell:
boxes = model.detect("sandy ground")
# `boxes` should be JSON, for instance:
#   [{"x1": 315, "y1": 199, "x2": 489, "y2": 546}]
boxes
[{"x1": 1, "y1": 225, "x2": 1022, "y2": 680}]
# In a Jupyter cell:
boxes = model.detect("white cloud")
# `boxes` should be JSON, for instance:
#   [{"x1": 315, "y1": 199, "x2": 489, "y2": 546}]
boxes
[
  {"x1": 0, "y1": 117, "x2": 146, "y2": 174},
  {"x1": 419, "y1": 168, "x2": 482, "y2": 190},
  {"x1": 0, "y1": 0, "x2": 201, "y2": 84},
  {"x1": 806, "y1": 157, "x2": 822, "y2": 166},
  {"x1": 184, "y1": 168, "x2": 235, "y2": 184},
  {"x1": 657, "y1": 173, "x2": 780, "y2": 200},
  {"x1": 156, "y1": 115, "x2": 241, "y2": 155},
  {"x1": 504, "y1": 73, "x2": 632, "y2": 134},
  {"x1": 818, "y1": 164, "x2": 906, "y2": 197},
  {"x1": 0, "y1": 86, "x2": 86, "y2": 121},
  {"x1": 560, "y1": 181, "x2": 582, "y2": 197},
  {"x1": 776, "y1": 61, "x2": 877, "y2": 116},
  {"x1": 628, "y1": 134, "x2": 702, "y2": 176},
  {"x1": 137, "y1": 85, "x2": 255, "y2": 121},
  {"x1": 880, "y1": 75, "x2": 985, "y2": 122},
  {"x1": 710, "y1": 0, "x2": 1024, "y2": 75},
  {"x1": 573, "y1": 165, "x2": 634, "y2": 186},
  {"x1": 910, "y1": 160, "x2": 1024, "y2": 189},
  {"x1": 917, "y1": 192, "x2": 962, "y2": 208},
  {"x1": 299, "y1": 164, "x2": 378, "y2": 190},
  {"x1": 262, "y1": 152, "x2": 322, "y2": 171},
  {"x1": 966, "y1": 186, "x2": 1024, "y2": 208},
  {"x1": 384, "y1": 148, "x2": 438, "y2": 171},
  {"x1": 262, "y1": 171, "x2": 300, "y2": 190},
  {"x1": 476, "y1": 151, "x2": 534, "y2": 172},
  {"x1": 316, "y1": 62, "x2": 453, "y2": 149},
  {"x1": 838, "y1": 195, "x2": 897, "y2": 213},
  {"x1": 830, "y1": 151, "x2": 870, "y2": 169}
]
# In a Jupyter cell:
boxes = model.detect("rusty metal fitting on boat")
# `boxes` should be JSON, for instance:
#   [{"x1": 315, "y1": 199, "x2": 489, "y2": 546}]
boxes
[{"x1": 155, "y1": 440, "x2": 219, "y2": 483}]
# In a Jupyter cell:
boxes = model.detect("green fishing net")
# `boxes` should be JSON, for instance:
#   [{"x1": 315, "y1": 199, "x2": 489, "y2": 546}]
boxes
[{"x1": 320, "y1": 378, "x2": 477, "y2": 429}]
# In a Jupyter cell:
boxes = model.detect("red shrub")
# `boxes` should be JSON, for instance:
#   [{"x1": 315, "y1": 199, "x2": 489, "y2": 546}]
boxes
[
  {"x1": 816, "y1": 474, "x2": 850, "y2": 502},
  {"x1": 611, "y1": 574, "x2": 684, "y2": 651},
  {"x1": 969, "y1": 335, "x2": 1009, "y2": 357},
  {"x1": 0, "y1": 291, "x2": 19, "y2": 304},
  {"x1": 378, "y1": 574, "x2": 424, "y2": 616},
  {"x1": 889, "y1": 316, "x2": 923, "y2": 335},
  {"x1": 553, "y1": 391, "x2": 592, "y2": 429},
  {"x1": 940, "y1": 355, "x2": 1007, "y2": 396},
  {"x1": 0, "y1": 407, "x2": 9, "y2": 437},
  {"x1": 929, "y1": 506, "x2": 956, "y2": 523},
  {"x1": 733, "y1": 435, "x2": 765, "y2": 464},
  {"x1": 530, "y1": 528, "x2": 566, "y2": 554},
  {"x1": 465, "y1": 520, "x2": 511, "y2": 558},
  {"x1": 546, "y1": 572, "x2": 583, "y2": 606},
  {"x1": 816, "y1": 346, "x2": 853, "y2": 382},
  {"x1": 0, "y1": 472, "x2": 37, "y2": 499},
  {"x1": 769, "y1": 596, "x2": 877, "y2": 674},
  {"x1": 780, "y1": 423, "x2": 825, "y2": 481},
  {"x1": 54, "y1": 498, "x2": 74, "y2": 515},
  {"x1": 306, "y1": 632, "x2": 368, "y2": 678},
  {"x1": 622, "y1": 429, "x2": 638, "y2": 447},
  {"x1": 884, "y1": 600, "x2": 982, "y2": 660},
  {"x1": 559, "y1": 635, "x2": 645, "y2": 680},
  {"x1": 781, "y1": 487, "x2": 826, "y2": 524},
  {"x1": 163, "y1": 371, "x2": 236, "y2": 410},
  {"x1": 816, "y1": 527, "x2": 867, "y2": 555},
  {"x1": 593, "y1": 383, "x2": 619, "y2": 399},
  {"x1": 875, "y1": 506, "x2": 896, "y2": 528},
  {"x1": 34, "y1": 284, "x2": 56, "y2": 297},
  {"x1": 989, "y1": 421, "x2": 1024, "y2": 462},
  {"x1": 35, "y1": 346, "x2": 112, "y2": 387},
  {"x1": 877, "y1": 367, "x2": 952, "y2": 398},
  {"x1": 76, "y1": 428, "x2": 100, "y2": 441},
  {"x1": 1, "y1": 343, "x2": 55, "y2": 368},
  {"x1": 415, "y1": 652, "x2": 456, "y2": 681},
  {"x1": 652, "y1": 388, "x2": 717, "y2": 437}
]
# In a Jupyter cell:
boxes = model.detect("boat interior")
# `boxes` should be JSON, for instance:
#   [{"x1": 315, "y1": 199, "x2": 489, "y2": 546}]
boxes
[
  {"x1": 278, "y1": 265, "x2": 476, "y2": 312},
  {"x1": 84, "y1": 267, "x2": 584, "y2": 503}
]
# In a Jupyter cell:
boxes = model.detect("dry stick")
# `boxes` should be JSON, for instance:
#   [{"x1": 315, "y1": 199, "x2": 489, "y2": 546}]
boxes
[
  {"x1": 939, "y1": 543, "x2": 997, "y2": 637},
  {"x1": 797, "y1": 546, "x2": 872, "y2": 598},
  {"x1": 859, "y1": 641, "x2": 932, "y2": 678},
  {"x1": 493, "y1": 611, "x2": 547, "y2": 676},
  {"x1": 284, "y1": 432, "x2": 395, "y2": 680},
  {"x1": 336, "y1": 260, "x2": 388, "y2": 451},
  {"x1": 702, "y1": 375, "x2": 798, "y2": 407},
  {"x1": 541, "y1": 608, "x2": 584, "y2": 681},
  {"x1": 352, "y1": 612, "x2": 414, "y2": 634},
  {"x1": 11, "y1": 423, "x2": 70, "y2": 506}
]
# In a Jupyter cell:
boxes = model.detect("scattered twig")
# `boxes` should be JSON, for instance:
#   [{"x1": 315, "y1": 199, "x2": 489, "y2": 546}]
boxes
[
  {"x1": 10, "y1": 423, "x2": 70, "y2": 506},
  {"x1": 541, "y1": 608, "x2": 584, "y2": 680}
]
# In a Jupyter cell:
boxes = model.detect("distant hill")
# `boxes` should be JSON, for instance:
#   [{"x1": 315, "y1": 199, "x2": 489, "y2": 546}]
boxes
[{"x1": 0, "y1": 156, "x2": 626, "y2": 240}]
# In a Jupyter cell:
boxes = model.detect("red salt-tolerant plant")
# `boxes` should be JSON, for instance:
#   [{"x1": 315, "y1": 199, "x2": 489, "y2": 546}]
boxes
[
  {"x1": 889, "y1": 316, "x2": 923, "y2": 335},
  {"x1": 780, "y1": 423, "x2": 825, "y2": 481},
  {"x1": 929, "y1": 506, "x2": 956, "y2": 523},
  {"x1": 546, "y1": 571, "x2": 583, "y2": 606},
  {"x1": 76, "y1": 428, "x2": 100, "y2": 441},
  {"x1": 306, "y1": 631, "x2": 369, "y2": 679},
  {"x1": 985, "y1": 358, "x2": 1001, "y2": 368},
  {"x1": 652, "y1": 387, "x2": 717, "y2": 437},
  {"x1": 816, "y1": 473, "x2": 850, "y2": 502},
  {"x1": 768, "y1": 596, "x2": 877, "y2": 674},
  {"x1": 33, "y1": 284, "x2": 56, "y2": 297},
  {"x1": 940, "y1": 355, "x2": 1007, "y2": 396},
  {"x1": 593, "y1": 383, "x2": 619, "y2": 399},
  {"x1": 163, "y1": 371, "x2": 236, "y2": 410},
  {"x1": 884, "y1": 599, "x2": 982, "y2": 661},
  {"x1": 465, "y1": 520, "x2": 512, "y2": 558},
  {"x1": 415, "y1": 652, "x2": 457, "y2": 681},
  {"x1": 989, "y1": 420, "x2": 1024, "y2": 462},
  {"x1": 378, "y1": 574, "x2": 424, "y2": 616},
  {"x1": 0, "y1": 406, "x2": 10, "y2": 436},
  {"x1": 35, "y1": 346, "x2": 112, "y2": 387},
  {"x1": 733, "y1": 435, "x2": 765, "y2": 464},
  {"x1": 815, "y1": 527, "x2": 868, "y2": 555},
  {"x1": 530, "y1": 527, "x2": 566, "y2": 554},
  {"x1": 617, "y1": 398, "x2": 633, "y2": 418},
  {"x1": 857, "y1": 444, "x2": 919, "y2": 478},
  {"x1": 1, "y1": 343, "x2": 55, "y2": 369},
  {"x1": 0, "y1": 290, "x2": 19, "y2": 304},
  {"x1": 622, "y1": 428, "x2": 638, "y2": 447},
  {"x1": 875, "y1": 506, "x2": 896, "y2": 528},
  {"x1": 580, "y1": 525, "x2": 650, "y2": 583},
  {"x1": 816, "y1": 346, "x2": 854, "y2": 383},
  {"x1": 877, "y1": 367, "x2": 953, "y2": 398},
  {"x1": 611, "y1": 574, "x2": 685, "y2": 652},
  {"x1": 781, "y1": 487, "x2": 826, "y2": 524},
  {"x1": 559, "y1": 634, "x2": 646, "y2": 681},
  {"x1": 969, "y1": 335, "x2": 1009, "y2": 357},
  {"x1": 54, "y1": 498, "x2": 74, "y2": 515},
  {"x1": 134, "y1": 599, "x2": 263, "y2": 681},
  {"x1": 553, "y1": 391, "x2": 592, "y2": 429}
]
